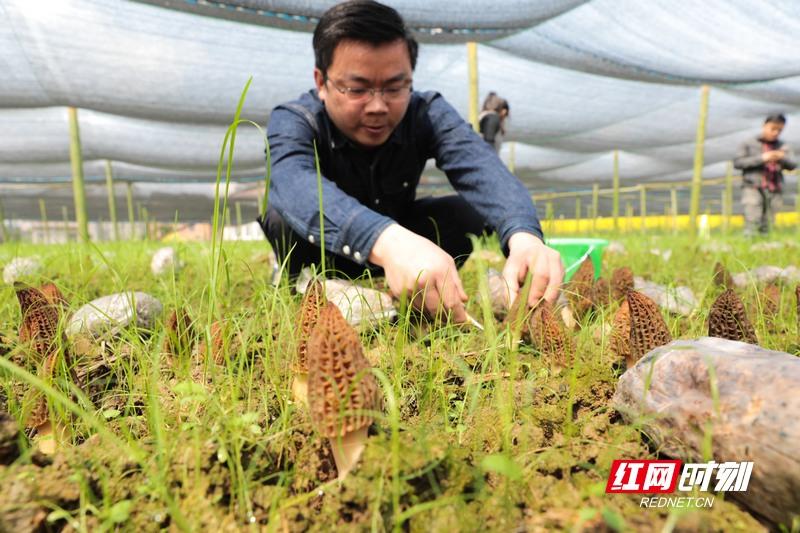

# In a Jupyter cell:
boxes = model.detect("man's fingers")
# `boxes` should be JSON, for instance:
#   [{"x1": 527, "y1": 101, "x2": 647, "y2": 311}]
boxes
[
  {"x1": 543, "y1": 252, "x2": 565, "y2": 304},
  {"x1": 501, "y1": 260, "x2": 523, "y2": 308},
  {"x1": 527, "y1": 261, "x2": 549, "y2": 307},
  {"x1": 436, "y1": 269, "x2": 468, "y2": 323},
  {"x1": 449, "y1": 301, "x2": 467, "y2": 323}
]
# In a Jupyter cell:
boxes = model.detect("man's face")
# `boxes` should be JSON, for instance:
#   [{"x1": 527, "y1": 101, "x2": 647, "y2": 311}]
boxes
[
  {"x1": 761, "y1": 121, "x2": 784, "y2": 142},
  {"x1": 314, "y1": 39, "x2": 413, "y2": 149}
]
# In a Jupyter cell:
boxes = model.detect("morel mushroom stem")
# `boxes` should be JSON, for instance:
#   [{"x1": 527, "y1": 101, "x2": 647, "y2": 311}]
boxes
[
  {"x1": 330, "y1": 426, "x2": 369, "y2": 482},
  {"x1": 307, "y1": 303, "x2": 381, "y2": 481},
  {"x1": 291, "y1": 373, "x2": 309, "y2": 408}
]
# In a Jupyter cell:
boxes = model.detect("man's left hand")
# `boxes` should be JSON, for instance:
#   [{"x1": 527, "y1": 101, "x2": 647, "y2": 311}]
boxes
[{"x1": 502, "y1": 232, "x2": 564, "y2": 308}]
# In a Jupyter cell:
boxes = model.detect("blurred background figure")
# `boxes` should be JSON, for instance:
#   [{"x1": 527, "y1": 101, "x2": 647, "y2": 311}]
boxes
[
  {"x1": 479, "y1": 92, "x2": 509, "y2": 153},
  {"x1": 733, "y1": 114, "x2": 796, "y2": 236}
]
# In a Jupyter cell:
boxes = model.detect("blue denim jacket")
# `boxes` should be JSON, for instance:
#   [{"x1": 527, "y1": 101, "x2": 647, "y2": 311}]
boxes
[{"x1": 266, "y1": 89, "x2": 542, "y2": 265}]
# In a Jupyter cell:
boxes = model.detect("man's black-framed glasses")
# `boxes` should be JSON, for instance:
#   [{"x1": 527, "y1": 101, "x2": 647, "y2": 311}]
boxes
[{"x1": 324, "y1": 77, "x2": 413, "y2": 103}]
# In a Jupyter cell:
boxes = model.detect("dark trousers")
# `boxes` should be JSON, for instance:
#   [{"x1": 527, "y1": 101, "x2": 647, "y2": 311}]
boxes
[{"x1": 258, "y1": 195, "x2": 491, "y2": 278}]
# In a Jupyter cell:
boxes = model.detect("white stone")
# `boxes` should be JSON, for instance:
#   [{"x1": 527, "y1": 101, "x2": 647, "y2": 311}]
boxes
[
  {"x1": 150, "y1": 246, "x2": 183, "y2": 276},
  {"x1": 699, "y1": 241, "x2": 733, "y2": 254},
  {"x1": 67, "y1": 291, "x2": 163, "y2": 338},
  {"x1": 750, "y1": 241, "x2": 786, "y2": 253},
  {"x1": 605, "y1": 241, "x2": 627, "y2": 255},
  {"x1": 780, "y1": 265, "x2": 800, "y2": 284},
  {"x1": 648, "y1": 248, "x2": 672, "y2": 262},
  {"x1": 3, "y1": 256, "x2": 42, "y2": 284},
  {"x1": 732, "y1": 265, "x2": 784, "y2": 287},
  {"x1": 634, "y1": 276, "x2": 697, "y2": 316},
  {"x1": 296, "y1": 269, "x2": 396, "y2": 327}
]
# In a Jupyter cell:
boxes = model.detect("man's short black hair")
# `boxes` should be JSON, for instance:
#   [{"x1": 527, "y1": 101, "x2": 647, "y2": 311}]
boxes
[
  {"x1": 313, "y1": 0, "x2": 418, "y2": 75},
  {"x1": 765, "y1": 114, "x2": 786, "y2": 125}
]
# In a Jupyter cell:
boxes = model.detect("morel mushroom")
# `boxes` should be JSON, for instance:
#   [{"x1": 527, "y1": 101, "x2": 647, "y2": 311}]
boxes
[
  {"x1": 15, "y1": 283, "x2": 70, "y2": 454},
  {"x1": 591, "y1": 277, "x2": 611, "y2": 310},
  {"x1": 712, "y1": 262, "x2": 734, "y2": 290},
  {"x1": 796, "y1": 285, "x2": 799, "y2": 333},
  {"x1": 611, "y1": 267, "x2": 634, "y2": 303},
  {"x1": 567, "y1": 258, "x2": 595, "y2": 318},
  {"x1": 610, "y1": 300, "x2": 632, "y2": 365},
  {"x1": 307, "y1": 302, "x2": 381, "y2": 481},
  {"x1": 708, "y1": 289, "x2": 758, "y2": 345},
  {"x1": 163, "y1": 307, "x2": 196, "y2": 362},
  {"x1": 195, "y1": 320, "x2": 237, "y2": 365},
  {"x1": 293, "y1": 280, "x2": 325, "y2": 406},
  {"x1": 627, "y1": 291, "x2": 672, "y2": 366},
  {"x1": 762, "y1": 284, "x2": 781, "y2": 319},
  {"x1": 528, "y1": 301, "x2": 573, "y2": 371}
]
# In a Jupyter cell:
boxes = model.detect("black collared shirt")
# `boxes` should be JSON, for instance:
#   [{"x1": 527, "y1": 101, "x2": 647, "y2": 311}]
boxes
[{"x1": 266, "y1": 89, "x2": 542, "y2": 264}]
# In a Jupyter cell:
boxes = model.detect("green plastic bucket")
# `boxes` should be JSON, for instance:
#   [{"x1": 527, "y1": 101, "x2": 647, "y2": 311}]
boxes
[{"x1": 545, "y1": 237, "x2": 609, "y2": 282}]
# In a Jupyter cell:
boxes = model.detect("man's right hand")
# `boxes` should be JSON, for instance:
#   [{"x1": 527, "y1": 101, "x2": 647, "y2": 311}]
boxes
[
  {"x1": 762, "y1": 150, "x2": 785, "y2": 163},
  {"x1": 369, "y1": 224, "x2": 468, "y2": 322}
]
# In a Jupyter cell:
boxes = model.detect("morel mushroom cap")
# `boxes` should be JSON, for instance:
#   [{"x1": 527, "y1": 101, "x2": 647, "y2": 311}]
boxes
[
  {"x1": 627, "y1": 291, "x2": 673, "y2": 365},
  {"x1": 610, "y1": 300, "x2": 632, "y2": 364},
  {"x1": 15, "y1": 283, "x2": 69, "y2": 448},
  {"x1": 292, "y1": 280, "x2": 326, "y2": 407},
  {"x1": 15, "y1": 283, "x2": 63, "y2": 366},
  {"x1": 762, "y1": 284, "x2": 781, "y2": 318},
  {"x1": 591, "y1": 277, "x2": 611, "y2": 310},
  {"x1": 528, "y1": 300, "x2": 573, "y2": 371},
  {"x1": 708, "y1": 289, "x2": 758, "y2": 345},
  {"x1": 296, "y1": 280, "x2": 325, "y2": 374},
  {"x1": 163, "y1": 307, "x2": 196, "y2": 360},
  {"x1": 567, "y1": 258, "x2": 595, "y2": 318},
  {"x1": 611, "y1": 267, "x2": 634, "y2": 303},
  {"x1": 796, "y1": 285, "x2": 799, "y2": 331},
  {"x1": 712, "y1": 262, "x2": 734, "y2": 290},
  {"x1": 195, "y1": 320, "x2": 236, "y2": 365},
  {"x1": 307, "y1": 302, "x2": 381, "y2": 480},
  {"x1": 39, "y1": 283, "x2": 69, "y2": 310}
]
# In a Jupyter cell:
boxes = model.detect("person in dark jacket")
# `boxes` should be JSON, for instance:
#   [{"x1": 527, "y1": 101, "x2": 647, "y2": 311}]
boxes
[
  {"x1": 259, "y1": 0, "x2": 563, "y2": 322},
  {"x1": 733, "y1": 114, "x2": 796, "y2": 236},
  {"x1": 479, "y1": 92, "x2": 509, "y2": 152}
]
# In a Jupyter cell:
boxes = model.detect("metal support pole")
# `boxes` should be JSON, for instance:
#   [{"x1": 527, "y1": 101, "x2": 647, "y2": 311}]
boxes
[
  {"x1": 0, "y1": 201, "x2": 7, "y2": 243},
  {"x1": 724, "y1": 161, "x2": 734, "y2": 232},
  {"x1": 720, "y1": 189, "x2": 727, "y2": 230},
  {"x1": 104, "y1": 160, "x2": 119, "y2": 241},
  {"x1": 142, "y1": 206, "x2": 150, "y2": 241},
  {"x1": 38, "y1": 199, "x2": 49, "y2": 244},
  {"x1": 467, "y1": 42, "x2": 479, "y2": 132},
  {"x1": 639, "y1": 186, "x2": 647, "y2": 230},
  {"x1": 689, "y1": 85, "x2": 710, "y2": 234},
  {"x1": 235, "y1": 201, "x2": 243, "y2": 239},
  {"x1": 126, "y1": 182, "x2": 135, "y2": 239},
  {"x1": 612, "y1": 150, "x2": 620, "y2": 230},
  {"x1": 62, "y1": 205, "x2": 70, "y2": 242},
  {"x1": 68, "y1": 107, "x2": 89, "y2": 243},
  {"x1": 625, "y1": 201, "x2": 633, "y2": 231},
  {"x1": 671, "y1": 188, "x2": 678, "y2": 233},
  {"x1": 592, "y1": 183, "x2": 599, "y2": 232}
]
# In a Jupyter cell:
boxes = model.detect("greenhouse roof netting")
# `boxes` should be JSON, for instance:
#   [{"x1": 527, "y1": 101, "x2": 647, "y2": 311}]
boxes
[{"x1": 1, "y1": 0, "x2": 799, "y2": 189}]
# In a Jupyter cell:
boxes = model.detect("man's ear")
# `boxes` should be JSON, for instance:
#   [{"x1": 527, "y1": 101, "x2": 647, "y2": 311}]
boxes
[{"x1": 314, "y1": 68, "x2": 327, "y2": 101}]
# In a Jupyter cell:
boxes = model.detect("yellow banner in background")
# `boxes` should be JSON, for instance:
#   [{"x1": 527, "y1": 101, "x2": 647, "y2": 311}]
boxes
[{"x1": 542, "y1": 212, "x2": 799, "y2": 234}]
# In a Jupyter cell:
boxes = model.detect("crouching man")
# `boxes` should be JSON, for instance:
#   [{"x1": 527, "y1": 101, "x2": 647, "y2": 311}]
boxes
[{"x1": 259, "y1": 0, "x2": 563, "y2": 322}]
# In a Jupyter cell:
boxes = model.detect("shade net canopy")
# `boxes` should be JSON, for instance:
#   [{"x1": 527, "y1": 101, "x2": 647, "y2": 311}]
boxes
[{"x1": 2, "y1": 0, "x2": 799, "y2": 219}]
